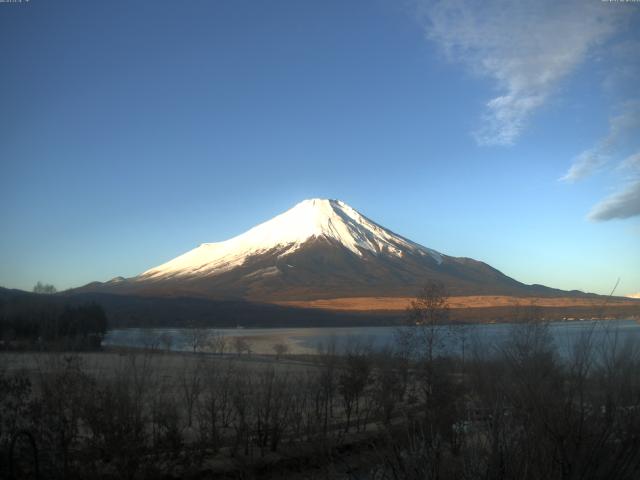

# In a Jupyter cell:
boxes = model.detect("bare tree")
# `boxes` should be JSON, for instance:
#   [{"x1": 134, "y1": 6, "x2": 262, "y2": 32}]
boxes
[
  {"x1": 198, "y1": 360, "x2": 235, "y2": 452},
  {"x1": 137, "y1": 330, "x2": 161, "y2": 351},
  {"x1": 230, "y1": 368, "x2": 252, "y2": 456},
  {"x1": 398, "y1": 281, "x2": 451, "y2": 414},
  {"x1": 186, "y1": 328, "x2": 210, "y2": 353},
  {"x1": 407, "y1": 281, "x2": 450, "y2": 363},
  {"x1": 208, "y1": 330, "x2": 227, "y2": 355},
  {"x1": 253, "y1": 367, "x2": 293, "y2": 455},
  {"x1": 82, "y1": 353, "x2": 155, "y2": 480},
  {"x1": 338, "y1": 339, "x2": 372, "y2": 432},
  {"x1": 316, "y1": 336, "x2": 339, "y2": 436},
  {"x1": 33, "y1": 354, "x2": 93, "y2": 478},
  {"x1": 450, "y1": 320, "x2": 471, "y2": 369},
  {"x1": 180, "y1": 358, "x2": 203, "y2": 428},
  {"x1": 273, "y1": 342, "x2": 289, "y2": 360},
  {"x1": 372, "y1": 348, "x2": 407, "y2": 424},
  {"x1": 33, "y1": 281, "x2": 57, "y2": 294},
  {"x1": 159, "y1": 331, "x2": 173, "y2": 353},
  {"x1": 233, "y1": 336, "x2": 251, "y2": 356}
]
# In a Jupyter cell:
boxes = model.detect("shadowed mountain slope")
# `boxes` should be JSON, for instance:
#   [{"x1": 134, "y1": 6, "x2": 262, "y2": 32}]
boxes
[{"x1": 72, "y1": 199, "x2": 601, "y2": 302}]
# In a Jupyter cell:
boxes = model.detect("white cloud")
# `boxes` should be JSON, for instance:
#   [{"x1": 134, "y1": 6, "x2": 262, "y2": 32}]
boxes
[
  {"x1": 620, "y1": 151, "x2": 640, "y2": 171},
  {"x1": 563, "y1": 99, "x2": 640, "y2": 220},
  {"x1": 414, "y1": 0, "x2": 640, "y2": 221},
  {"x1": 588, "y1": 180, "x2": 640, "y2": 221},
  {"x1": 417, "y1": 0, "x2": 622, "y2": 146},
  {"x1": 561, "y1": 101, "x2": 640, "y2": 182},
  {"x1": 560, "y1": 149, "x2": 608, "y2": 183},
  {"x1": 602, "y1": 40, "x2": 640, "y2": 94},
  {"x1": 627, "y1": 292, "x2": 640, "y2": 299}
]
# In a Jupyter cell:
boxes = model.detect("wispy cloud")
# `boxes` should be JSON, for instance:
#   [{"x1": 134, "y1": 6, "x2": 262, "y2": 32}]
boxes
[
  {"x1": 588, "y1": 180, "x2": 640, "y2": 221},
  {"x1": 560, "y1": 149, "x2": 609, "y2": 184},
  {"x1": 560, "y1": 101, "x2": 640, "y2": 183},
  {"x1": 414, "y1": 0, "x2": 640, "y2": 221},
  {"x1": 542, "y1": 9, "x2": 640, "y2": 221},
  {"x1": 602, "y1": 40, "x2": 640, "y2": 94},
  {"x1": 583, "y1": 107, "x2": 640, "y2": 222},
  {"x1": 564, "y1": 99, "x2": 640, "y2": 221},
  {"x1": 417, "y1": 0, "x2": 622, "y2": 146},
  {"x1": 588, "y1": 145, "x2": 640, "y2": 221},
  {"x1": 620, "y1": 152, "x2": 640, "y2": 171}
]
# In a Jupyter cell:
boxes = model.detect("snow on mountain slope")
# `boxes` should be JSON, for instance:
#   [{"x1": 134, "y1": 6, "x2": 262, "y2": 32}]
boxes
[
  {"x1": 140, "y1": 199, "x2": 443, "y2": 280},
  {"x1": 72, "y1": 197, "x2": 582, "y2": 301}
]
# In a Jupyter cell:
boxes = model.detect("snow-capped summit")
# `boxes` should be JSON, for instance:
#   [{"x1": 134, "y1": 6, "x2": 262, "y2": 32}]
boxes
[
  {"x1": 140, "y1": 198, "x2": 442, "y2": 280},
  {"x1": 76, "y1": 198, "x2": 546, "y2": 301}
]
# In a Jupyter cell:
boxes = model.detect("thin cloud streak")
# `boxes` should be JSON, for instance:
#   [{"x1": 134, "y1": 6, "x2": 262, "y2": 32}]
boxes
[
  {"x1": 561, "y1": 102, "x2": 640, "y2": 182},
  {"x1": 588, "y1": 180, "x2": 640, "y2": 221},
  {"x1": 620, "y1": 152, "x2": 640, "y2": 171},
  {"x1": 563, "y1": 99, "x2": 640, "y2": 219},
  {"x1": 560, "y1": 149, "x2": 609, "y2": 184},
  {"x1": 417, "y1": 0, "x2": 622, "y2": 146}
]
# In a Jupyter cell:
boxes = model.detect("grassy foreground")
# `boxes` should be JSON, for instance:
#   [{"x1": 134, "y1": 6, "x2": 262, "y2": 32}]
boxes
[{"x1": 4, "y1": 316, "x2": 640, "y2": 479}]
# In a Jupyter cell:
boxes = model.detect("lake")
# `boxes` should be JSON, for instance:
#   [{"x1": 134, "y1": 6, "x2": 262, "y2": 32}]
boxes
[{"x1": 103, "y1": 318, "x2": 640, "y2": 357}]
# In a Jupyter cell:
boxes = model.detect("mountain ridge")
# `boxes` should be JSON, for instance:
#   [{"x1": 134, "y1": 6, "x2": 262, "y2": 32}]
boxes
[
  {"x1": 139, "y1": 198, "x2": 444, "y2": 281},
  {"x1": 71, "y1": 198, "x2": 609, "y2": 302}
]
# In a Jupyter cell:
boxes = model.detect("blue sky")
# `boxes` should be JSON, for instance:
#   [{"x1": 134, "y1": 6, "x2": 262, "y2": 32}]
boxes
[{"x1": 1, "y1": 0, "x2": 639, "y2": 296}]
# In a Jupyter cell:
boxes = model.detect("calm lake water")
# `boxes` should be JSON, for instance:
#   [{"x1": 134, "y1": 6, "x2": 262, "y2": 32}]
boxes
[{"x1": 103, "y1": 319, "x2": 640, "y2": 356}]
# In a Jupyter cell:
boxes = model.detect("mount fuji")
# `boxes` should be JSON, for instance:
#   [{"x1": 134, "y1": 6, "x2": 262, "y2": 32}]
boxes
[{"x1": 76, "y1": 199, "x2": 573, "y2": 302}]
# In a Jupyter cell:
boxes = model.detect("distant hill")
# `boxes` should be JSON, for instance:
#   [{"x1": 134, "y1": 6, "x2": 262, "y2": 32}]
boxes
[{"x1": 2, "y1": 286, "x2": 638, "y2": 329}]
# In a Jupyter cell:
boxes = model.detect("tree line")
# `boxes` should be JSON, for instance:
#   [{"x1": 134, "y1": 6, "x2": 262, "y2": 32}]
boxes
[{"x1": 0, "y1": 290, "x2": 108, "y2": 350}]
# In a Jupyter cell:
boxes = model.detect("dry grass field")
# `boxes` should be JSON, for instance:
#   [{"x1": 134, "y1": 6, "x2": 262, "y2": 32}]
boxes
[{"x1": 275, "y1": 295, "x2": 640, "y2": 312}]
